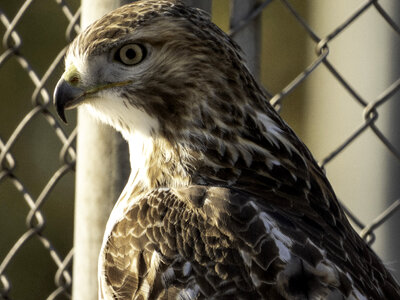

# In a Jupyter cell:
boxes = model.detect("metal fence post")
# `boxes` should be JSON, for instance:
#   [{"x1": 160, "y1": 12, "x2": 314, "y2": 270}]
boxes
[
  {"x1": 184, "y1": 0, "x2": 211, "y2": 12},
  {"x1": 72, "y1": 1, "x2": 130, "y2": 299},
  {"x1": 386, "y1": 1, "x2": 400, "y2": 281},
  {"x1": 230, "y1": 0, "x2": 262, "y2": 78}
]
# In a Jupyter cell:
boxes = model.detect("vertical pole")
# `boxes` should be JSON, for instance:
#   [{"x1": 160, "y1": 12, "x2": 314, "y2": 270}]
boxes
[
  {"x1": 184, "y1": 0, "x2": 211, "y2": 12},
  {"x1": 72, "y1": 1, "x2": 130, "y2": 299},
  {"x1": 385, "y1": 2, "x2": 400, "y2": 282},
  {"x1": 230, "y1": 0, "x2": 262, "y2": 78}
]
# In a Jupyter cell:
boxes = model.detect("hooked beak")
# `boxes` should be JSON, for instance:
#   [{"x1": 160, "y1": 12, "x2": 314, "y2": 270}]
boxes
[
  {"x1": 53, "y1": 78, "x2": 85, "y2": 123},
  {"x1": 53, "y1": 66, "x2": 132, "y2": 123}
]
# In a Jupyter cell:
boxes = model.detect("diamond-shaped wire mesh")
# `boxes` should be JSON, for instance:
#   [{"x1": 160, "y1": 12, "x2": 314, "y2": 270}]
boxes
[
  {"x1": 0, "y1": 1, "x2": 79, "y2": 298},
  {"x1": 0, "y1": 0, "x2": 399, "y2": 299},
  {"x1": 265, "y1": 0, "x2": 400, "y2": 242}
]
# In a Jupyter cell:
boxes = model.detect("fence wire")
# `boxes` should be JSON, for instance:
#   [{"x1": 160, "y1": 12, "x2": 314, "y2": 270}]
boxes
[
  {"x1": 0, "y1": 0, "x2": 399, "y2": 299},
  {"x1": 0, "y1": 1, "x2": 80, "y2": 299}
]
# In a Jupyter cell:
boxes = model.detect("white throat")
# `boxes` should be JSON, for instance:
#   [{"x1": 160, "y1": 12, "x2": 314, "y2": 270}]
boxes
[
  {"x1": 121, "y1": 131, "x2": 155, "y2": 199},
  {"x1": 83, "y1": 94, "x2": 160, "y2": 191},
  {"x1": 85, "y1": 91, "x2": 196, "y2": 199}
]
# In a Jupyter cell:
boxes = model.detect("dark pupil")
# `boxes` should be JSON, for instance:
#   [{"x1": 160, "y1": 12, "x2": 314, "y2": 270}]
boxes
[{"x1": 125, "y1": 48, "x2": 137, "y2": 60}]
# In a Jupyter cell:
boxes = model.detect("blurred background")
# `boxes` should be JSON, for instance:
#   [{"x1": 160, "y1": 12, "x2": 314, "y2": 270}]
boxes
[{"x1": 0, "y1": 0, "x2": 399, "y2": 299}]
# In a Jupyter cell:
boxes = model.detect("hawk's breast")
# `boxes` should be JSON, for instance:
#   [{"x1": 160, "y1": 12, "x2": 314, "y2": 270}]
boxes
[{"x1": 99, "y1": 187, "x2": 368, "y2": 300}]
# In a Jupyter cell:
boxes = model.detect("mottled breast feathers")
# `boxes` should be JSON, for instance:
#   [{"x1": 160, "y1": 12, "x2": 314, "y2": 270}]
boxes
[{"x1": 101, "y1": 184, "x2": 399, "y2": 299}]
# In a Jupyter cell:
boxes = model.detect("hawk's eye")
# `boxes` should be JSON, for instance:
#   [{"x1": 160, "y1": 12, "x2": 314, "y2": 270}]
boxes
[{"x1": 115, "y1": 43, "x2": 147, "y2": 66}]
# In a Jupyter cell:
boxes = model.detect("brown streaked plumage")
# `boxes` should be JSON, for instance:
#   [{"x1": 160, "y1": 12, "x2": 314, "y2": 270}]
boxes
[{"x1": 53, "y1": 1, "x2": 400, "y2": 299}]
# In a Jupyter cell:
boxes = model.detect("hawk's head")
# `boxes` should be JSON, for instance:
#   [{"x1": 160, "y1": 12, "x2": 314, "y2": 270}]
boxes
[
  {"x1": 54, "y1": 0, "x2": 295, "y2": 189},
  {"x1": 54, "y1": 0, "x2": 270, "y2": 141}
]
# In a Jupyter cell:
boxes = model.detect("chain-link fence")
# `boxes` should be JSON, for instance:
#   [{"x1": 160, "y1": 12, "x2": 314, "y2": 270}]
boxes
[
  {"x1": 0, "y1": 1, "x2": 80, "y2": 298},
  {"x1": 1, "y1": 0, "x2": 399, "y2": 299}
]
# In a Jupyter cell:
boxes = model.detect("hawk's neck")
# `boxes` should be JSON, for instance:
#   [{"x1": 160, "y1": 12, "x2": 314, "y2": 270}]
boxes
[
  {"x1": 123, "y1": 131, "x2": 195, "y2": 193},
  {"x1": 120, "y1": 108, "x2": 314, "y2": 196}
]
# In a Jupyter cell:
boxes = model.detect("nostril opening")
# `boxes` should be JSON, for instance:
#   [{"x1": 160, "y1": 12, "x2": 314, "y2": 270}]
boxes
[{"x1": 70, "y1": 75, "x2": 80, "y2": 86}]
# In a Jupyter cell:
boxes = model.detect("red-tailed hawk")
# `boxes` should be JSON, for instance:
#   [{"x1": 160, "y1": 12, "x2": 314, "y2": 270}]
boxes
[{"x1": 53, "y1": 0, "x2": 400, "y2": 299}]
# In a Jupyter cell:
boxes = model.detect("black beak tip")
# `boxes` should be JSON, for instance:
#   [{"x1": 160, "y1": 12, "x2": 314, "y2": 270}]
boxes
[
  {"x1": 53, "y1": 77, "x2": 85, "y2": 124},
  {"x1": 56, "y1": 104, "x2": 68, "y2": 124},
  {"x1": 53, "y1": 78, "x2": 70, "y2": 124}
]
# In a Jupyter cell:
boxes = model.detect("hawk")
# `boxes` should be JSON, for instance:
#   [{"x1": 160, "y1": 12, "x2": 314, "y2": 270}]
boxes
[{"x1": 54, "y1": 1, "x2": 400, "y2": 299}]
